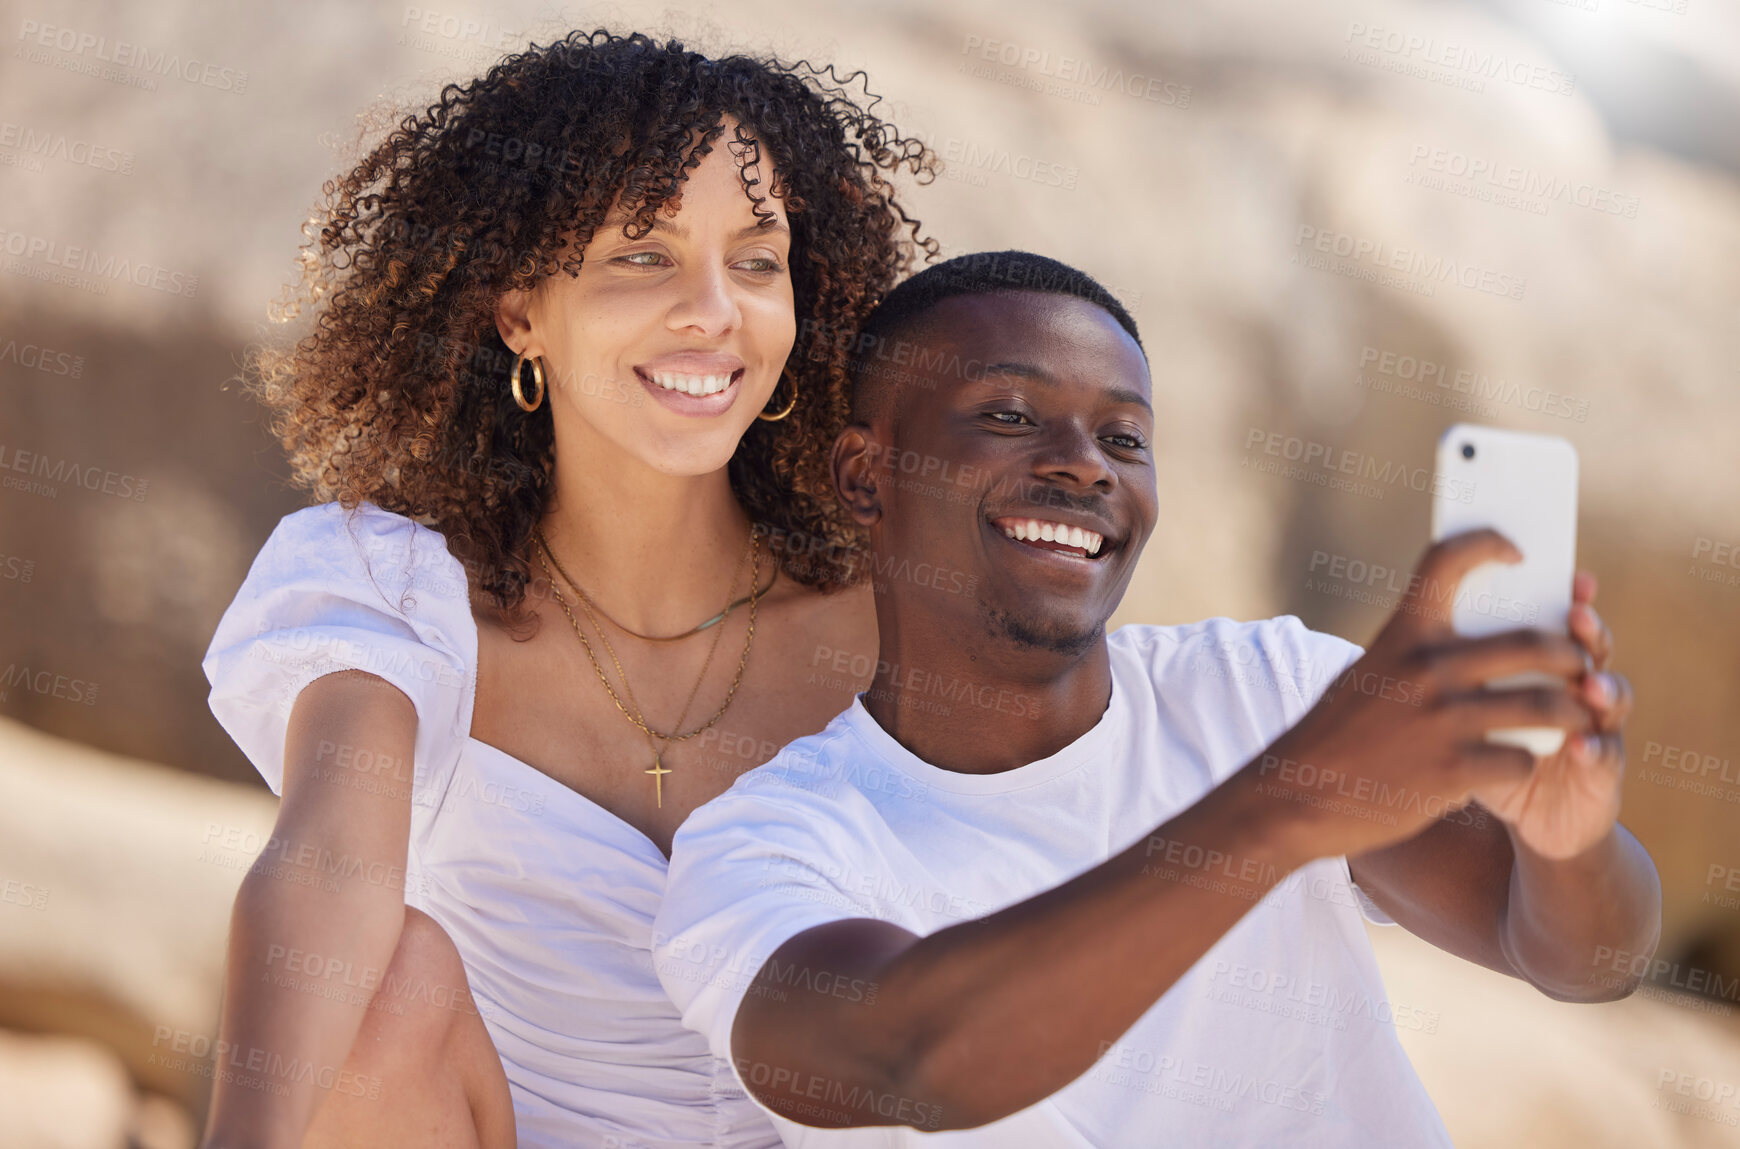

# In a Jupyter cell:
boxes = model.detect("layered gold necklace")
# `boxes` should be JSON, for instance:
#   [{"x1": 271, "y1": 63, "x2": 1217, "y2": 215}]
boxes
[{"x1": 534, "y1": 524, "x2": 765, "y2": 808}]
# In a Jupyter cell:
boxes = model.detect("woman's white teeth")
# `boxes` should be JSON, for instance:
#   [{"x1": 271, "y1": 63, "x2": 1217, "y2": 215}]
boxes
[
  {"x1": 1000, "y1": 518, "x2": 1104, "y2": 555},
  {"x1": 650, "y1": 370, "x2": 732, "y2": 396}
]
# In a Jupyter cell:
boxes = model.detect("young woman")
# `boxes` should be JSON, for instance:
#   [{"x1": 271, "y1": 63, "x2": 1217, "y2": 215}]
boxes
[{"x1": 199, "y1": 30, "x2": 932, "y2": 1148}]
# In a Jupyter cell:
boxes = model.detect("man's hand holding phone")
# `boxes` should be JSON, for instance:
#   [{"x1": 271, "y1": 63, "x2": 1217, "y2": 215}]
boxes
[
  {"x1": 1468, "y1": 567, "x2": 1632, "y2": 859},
  {"x1": 1244, "y1": 529, "x2": 1626, "y2": 863}
]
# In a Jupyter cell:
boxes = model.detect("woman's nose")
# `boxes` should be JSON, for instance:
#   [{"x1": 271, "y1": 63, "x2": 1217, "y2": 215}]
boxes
[{"x1": 665, "y1": 261, "x2": 740, "y2": 337}]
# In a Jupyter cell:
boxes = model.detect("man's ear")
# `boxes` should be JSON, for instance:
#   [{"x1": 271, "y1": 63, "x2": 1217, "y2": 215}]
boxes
[
  {"x1": 494, "y1": 286, "x2": 538, "y2": 356},
  {"x1": 830, "y1": 425, "x2": 883, "y2": 528}
]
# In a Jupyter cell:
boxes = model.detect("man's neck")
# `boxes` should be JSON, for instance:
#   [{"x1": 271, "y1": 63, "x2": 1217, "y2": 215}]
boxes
[{"x1": 860, "y1": 601, "x2": 1114, "y2": 775}]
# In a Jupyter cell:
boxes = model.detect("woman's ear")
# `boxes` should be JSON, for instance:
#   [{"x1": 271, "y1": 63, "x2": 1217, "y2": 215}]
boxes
[
  {"x1": 830, "y1": 425, "x2": 883, "y2": 528},
  {"x1": 494, "y1": 287, "x2": 538, "y2": 355}
]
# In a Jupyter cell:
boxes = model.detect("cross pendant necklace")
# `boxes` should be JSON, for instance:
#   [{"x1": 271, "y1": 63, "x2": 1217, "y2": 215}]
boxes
[
  {"x1": 534, "y1": 525, "x2": 763, "y2": 811},
  {"x1": 645, "y1": 754, "x2": 673, "y2": 808}
]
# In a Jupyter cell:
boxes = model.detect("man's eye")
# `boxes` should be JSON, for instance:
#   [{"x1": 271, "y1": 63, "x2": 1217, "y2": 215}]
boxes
[
  {"x1": 1104, "y1": 433, "x2": 1147, "y2": 450},
  {"x1": 987, "y1": 411, "x2": 1031, "y2": 425}
]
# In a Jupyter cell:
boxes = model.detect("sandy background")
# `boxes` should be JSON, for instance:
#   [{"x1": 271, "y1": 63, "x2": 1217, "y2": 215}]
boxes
[{"x1": 2, "y1": 0, "x2": 1739, "y2": 1144}]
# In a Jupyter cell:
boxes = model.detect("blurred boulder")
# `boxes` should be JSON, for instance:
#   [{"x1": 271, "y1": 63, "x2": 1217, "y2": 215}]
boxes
[{"x1": 0, "y1": 717, "x2": 276, "y2": 1113}]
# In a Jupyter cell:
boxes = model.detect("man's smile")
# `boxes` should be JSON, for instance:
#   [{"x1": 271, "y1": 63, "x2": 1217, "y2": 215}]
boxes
[{"x1": 989, "y1": 514, "x2": 1109, "y2": 559}]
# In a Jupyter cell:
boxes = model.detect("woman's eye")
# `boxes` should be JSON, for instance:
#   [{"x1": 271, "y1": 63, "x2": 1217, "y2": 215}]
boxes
[
  {"x1": 987, "y1": 411, "x2": 1031, "y2": 426},
  {"x1": 617, "y1": 251, "x2": 668, "y2": 267},
  {"x1": 735, "y1": 256, "x2": 786, "y2": 274}
]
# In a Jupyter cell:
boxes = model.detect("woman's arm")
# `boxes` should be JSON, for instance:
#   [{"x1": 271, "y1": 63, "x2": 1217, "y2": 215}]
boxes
[{"x1": 199, "y1": 670, "x2": 416, "y2": 1149}]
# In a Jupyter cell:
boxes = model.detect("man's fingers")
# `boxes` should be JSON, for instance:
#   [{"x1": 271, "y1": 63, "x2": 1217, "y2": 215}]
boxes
[
  {"x1": 1426, "y1": 629, "x2": 1588, "y2": 689},
  {"x1": 1448, "y1": 684, "x2": 1597, "y2": 738},
  {"x1": 1589, "y1": 730, "x2": 1626, "y2": 776},
  {"x1": 1398, "y1": 529, "x2": 1523, "y2": 638},
  {"x1": 1456, "y1": 739, "x2": 1537, "y2": 796},
  {"x1": 1583, "y1": 671, "x2": 1634, "y2": 734},
  {"x1": 1573, "y1": 606, "x2": 1613, "y2": 671}
]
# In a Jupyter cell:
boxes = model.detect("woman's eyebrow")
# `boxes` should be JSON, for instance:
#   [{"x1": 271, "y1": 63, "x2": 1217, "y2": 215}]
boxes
[{"x1": 642, "y1": 216, "x2": 792, "y2": 241}]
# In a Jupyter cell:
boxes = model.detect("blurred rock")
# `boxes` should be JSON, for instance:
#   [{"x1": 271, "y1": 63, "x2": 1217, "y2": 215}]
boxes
[
  {"x1": 133, "y1": 1093, "x2": 197, "y2": 1149},
  {"x1": 0, "y1": 1029, "x2": 131, "y2": 1149},
  {"x1": 0, "y1": 717, "x2": 277, "y2": 1113},
  {"x1": 1370, "y1": 921, "x2": 1740, "y2": 1148}
]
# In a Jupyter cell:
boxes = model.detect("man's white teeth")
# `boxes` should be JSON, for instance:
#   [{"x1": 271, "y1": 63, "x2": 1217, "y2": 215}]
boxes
[
  {"x1": 650, "y1": 370, "x2": 733, "y2": 396},
  {"x1": 1000, "y1": 518, "x2": 1104, "y2": 556}
]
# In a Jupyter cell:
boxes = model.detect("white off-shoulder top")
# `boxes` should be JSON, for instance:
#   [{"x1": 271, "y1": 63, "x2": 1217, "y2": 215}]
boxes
[{"x1": 202, "y1": 501, "x2": 780, "y2": 1149}]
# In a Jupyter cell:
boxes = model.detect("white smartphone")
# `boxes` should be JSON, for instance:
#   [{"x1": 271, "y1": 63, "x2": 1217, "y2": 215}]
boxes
[{"x1": 1430, "y1": 423, "x2": 1580, "y2": 758}]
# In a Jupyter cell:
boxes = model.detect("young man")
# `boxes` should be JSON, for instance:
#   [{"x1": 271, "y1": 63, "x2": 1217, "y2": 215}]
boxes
[{"x1": 653, "y1": 251, "x2": 1660, "y2": 1146}]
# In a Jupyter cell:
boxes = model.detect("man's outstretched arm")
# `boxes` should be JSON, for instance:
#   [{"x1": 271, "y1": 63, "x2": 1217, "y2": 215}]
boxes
[
  {"x1": 1349, "y1": 570, "x2": 1662, "y2": 1001},
  {"x1": 726, "y1": 531, "x2": 1617, "y2": 1131}
]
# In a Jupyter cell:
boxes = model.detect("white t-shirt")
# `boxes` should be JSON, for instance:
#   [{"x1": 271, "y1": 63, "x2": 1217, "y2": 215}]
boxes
[{"x1": 654, "y1": 617, "x2": 1455, "y2": 1148}]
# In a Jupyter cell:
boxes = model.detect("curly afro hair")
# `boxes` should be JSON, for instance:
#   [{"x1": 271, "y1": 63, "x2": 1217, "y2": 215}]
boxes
[{"x1": 251, "y1": 28, "x2": 937, "y2": 616}]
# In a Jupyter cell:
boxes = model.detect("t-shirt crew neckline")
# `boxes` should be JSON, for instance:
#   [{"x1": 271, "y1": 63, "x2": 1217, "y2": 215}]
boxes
[{"x1": 839, "y1": 659, "x2": 1125, "y2": 796}]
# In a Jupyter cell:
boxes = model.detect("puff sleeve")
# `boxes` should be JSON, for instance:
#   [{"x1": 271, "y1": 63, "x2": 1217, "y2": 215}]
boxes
[{"x1": 201, "y1": 502, "x2": 477, "y2": 810}]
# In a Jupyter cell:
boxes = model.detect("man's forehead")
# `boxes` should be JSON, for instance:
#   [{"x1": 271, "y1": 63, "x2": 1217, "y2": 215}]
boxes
[
  {"x1": 923, "y1": 290, "x2": 1123, "y2": 340},
  {"x1": 905, "y1": 292, "x2": 1150, "y2": 392}
]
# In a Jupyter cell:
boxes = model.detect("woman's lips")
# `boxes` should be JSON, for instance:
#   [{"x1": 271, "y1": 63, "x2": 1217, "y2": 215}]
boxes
[
  {"x1": 639, "y1": 366, "x2": 743, "y2": 397},
  {"x1": 634, "y1": 366, "x2": 745, "y2": 417}
]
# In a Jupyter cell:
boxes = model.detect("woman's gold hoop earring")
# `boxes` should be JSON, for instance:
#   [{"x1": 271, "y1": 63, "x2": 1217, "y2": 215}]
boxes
[
  {"x1": 757, "y1": 377, "x2": 798, "y2": 422},
  {"x1": 510, "y1": 353, "x2": 546, "y2": 413}
]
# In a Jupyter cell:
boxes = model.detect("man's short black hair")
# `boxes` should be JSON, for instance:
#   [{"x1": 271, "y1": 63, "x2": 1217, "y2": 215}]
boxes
[{"x1": 848, "y1": 250, "x2": 1143, "y2": 423}]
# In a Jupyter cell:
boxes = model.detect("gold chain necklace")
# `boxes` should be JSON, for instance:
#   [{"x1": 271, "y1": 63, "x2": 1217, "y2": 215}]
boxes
[
  {"x1": 534, "y1": 526, "x2": 762, "y2": 808},
  {"x1": 551, "y1": 554, "x2": 775, "y2": 643}
]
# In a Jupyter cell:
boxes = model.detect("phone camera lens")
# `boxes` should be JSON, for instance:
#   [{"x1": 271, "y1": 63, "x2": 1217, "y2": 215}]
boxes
[{"x1": 1460, "y1": 443, "x2": 1476, "y2": 460}]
